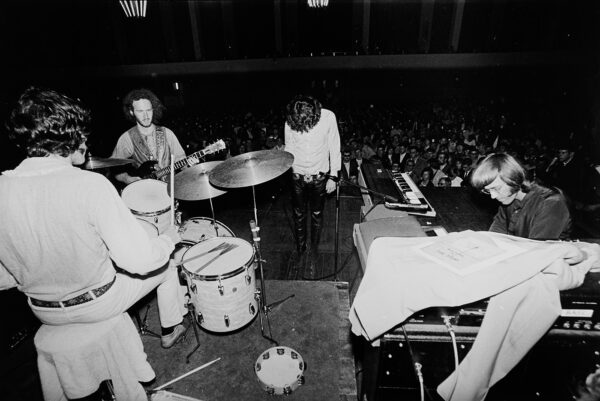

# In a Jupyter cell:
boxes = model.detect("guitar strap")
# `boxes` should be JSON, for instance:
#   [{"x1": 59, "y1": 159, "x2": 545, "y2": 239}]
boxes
[{"x1": 128, "y1": 126, "x2": 168, "y2": 169}]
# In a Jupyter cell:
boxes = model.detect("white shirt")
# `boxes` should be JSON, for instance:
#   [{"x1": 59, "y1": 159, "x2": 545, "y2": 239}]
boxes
[
  {"x1": 284, "y1": 108, "x2": 341, "y2": 176},
  {"x1": 0, "y1": 157, "x2": 174, "y2": 300}
]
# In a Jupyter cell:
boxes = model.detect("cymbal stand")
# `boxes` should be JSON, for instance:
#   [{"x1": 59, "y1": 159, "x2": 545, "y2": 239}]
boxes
[
  {"x1": 208, "y1": 195, "x2": 220, "y2": 236},
  {"x1": 249, "y1": 185, "x2": 293, "y2": 346}
]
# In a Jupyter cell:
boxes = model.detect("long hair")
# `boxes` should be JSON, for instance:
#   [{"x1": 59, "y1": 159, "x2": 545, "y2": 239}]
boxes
[
  {"x1": 470, "y1": 153, "x2": 532, "y2": 194},
  {"x1": 7, "y1": 87, "x2": 90, "y2": 157},
  {"x1": 285, "y1": 95, "x2": 322, "y2": 133},
  {"x1": 122, "y1": 88, "x2": 165, "y2": 123}
]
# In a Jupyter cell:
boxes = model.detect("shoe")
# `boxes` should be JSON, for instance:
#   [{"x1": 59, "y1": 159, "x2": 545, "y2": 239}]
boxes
[{"x1": 161, "y1": 323, "x2": 186, "y2": 349}]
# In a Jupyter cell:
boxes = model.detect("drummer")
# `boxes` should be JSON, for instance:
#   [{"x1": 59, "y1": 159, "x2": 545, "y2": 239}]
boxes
[
  {"x1": 111, "y1": 88, "x2": 190, "y2": 185},
  {"x1": 0, "y1": 87, "x2": 188, "y2": 349}
]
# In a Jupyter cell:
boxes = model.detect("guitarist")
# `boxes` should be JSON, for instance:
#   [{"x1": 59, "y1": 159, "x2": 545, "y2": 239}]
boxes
[{"x1": 111, "y1": 88, "x2": 188, "y2": 185}]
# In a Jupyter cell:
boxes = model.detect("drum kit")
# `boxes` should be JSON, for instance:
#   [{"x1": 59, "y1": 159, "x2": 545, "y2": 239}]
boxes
[{"x1": 84, "y1": 149, "x2": 306, "y2": 395}]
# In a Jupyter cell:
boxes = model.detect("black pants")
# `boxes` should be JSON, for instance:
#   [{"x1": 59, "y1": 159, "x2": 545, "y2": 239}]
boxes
[{"x1": 291, "y1": 173, "x2": 327, "y2": 252}]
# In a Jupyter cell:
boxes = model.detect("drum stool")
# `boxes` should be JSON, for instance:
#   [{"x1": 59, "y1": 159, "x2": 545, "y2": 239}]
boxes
[{"x1": 34, "y1": 313, "x2": 155, "y2": 401}]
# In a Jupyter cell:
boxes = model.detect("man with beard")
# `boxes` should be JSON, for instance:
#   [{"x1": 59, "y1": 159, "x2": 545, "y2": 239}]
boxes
[{"x1": 111, "y1": 88, "x2": 187, "y2": 185}]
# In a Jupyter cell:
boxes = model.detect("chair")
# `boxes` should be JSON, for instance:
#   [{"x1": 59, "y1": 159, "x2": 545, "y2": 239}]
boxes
[{"x1": 34, "y1": 313, "x2": 155, "y2": 401}]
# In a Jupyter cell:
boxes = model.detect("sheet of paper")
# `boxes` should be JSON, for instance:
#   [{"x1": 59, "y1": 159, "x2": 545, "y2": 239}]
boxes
[{"x1": 414, "y1": 232, "x2": 526, "y2": 275}]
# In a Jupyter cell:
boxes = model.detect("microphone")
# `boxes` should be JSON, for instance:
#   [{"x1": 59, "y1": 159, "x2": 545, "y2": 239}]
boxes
[{"x1": 249, "y1": 220, "x2": 260, "y2": 243}]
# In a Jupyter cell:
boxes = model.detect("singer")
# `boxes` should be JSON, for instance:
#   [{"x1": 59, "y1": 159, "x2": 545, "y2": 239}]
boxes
[{"x1": 284, "y1": 95, "x2": 341, "y2": 259}]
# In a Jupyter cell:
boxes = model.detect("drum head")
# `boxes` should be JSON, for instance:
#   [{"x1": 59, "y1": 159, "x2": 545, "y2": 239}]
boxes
[
  {"x1": 122, "y1": 179, "x2": 171, "y2": 213},
  {"x1": 182, "y1": 237, "x2": 253, "y2": 277},
  {"x1": 255, "y1": 346, "x2": 305, "y2": 395},
  {"x1": 179, "y1": 217, "x2": 234, "y2": 243}
]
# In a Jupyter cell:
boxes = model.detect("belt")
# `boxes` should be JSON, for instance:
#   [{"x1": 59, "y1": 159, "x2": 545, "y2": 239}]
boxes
[
  {"x1": 293, "y1": 172, "x2": 325, "y2": 183},
  {"x1": 30, "y1": 277, "x2": 116, "y2": 308}
]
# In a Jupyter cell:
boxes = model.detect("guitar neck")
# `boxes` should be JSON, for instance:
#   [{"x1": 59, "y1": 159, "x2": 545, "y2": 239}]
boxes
[{"x1": 154, "y1": 150, "x2": 206, "y2": 179}]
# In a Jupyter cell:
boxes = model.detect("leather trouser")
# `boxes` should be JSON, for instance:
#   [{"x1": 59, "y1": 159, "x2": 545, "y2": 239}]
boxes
[{"x1": 291, "y1": 173, "x2": 327, "y2": 253}]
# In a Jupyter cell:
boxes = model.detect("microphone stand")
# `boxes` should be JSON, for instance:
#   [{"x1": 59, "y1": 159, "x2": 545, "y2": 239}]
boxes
[
  {"x1": 322, "y1": 172, "x2": 399, "y2": 280},
  {"x1": 321, "y1": 173, "x2": 399, "y2": 221}
]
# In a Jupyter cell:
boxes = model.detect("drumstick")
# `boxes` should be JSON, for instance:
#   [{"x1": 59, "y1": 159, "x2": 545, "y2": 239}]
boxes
[
  {"x1": 170, "y1": 153, "x2": 175, "y2": 226},
  {"x1": 153, "y1": 357, "x2": 221, "y2": 391}
]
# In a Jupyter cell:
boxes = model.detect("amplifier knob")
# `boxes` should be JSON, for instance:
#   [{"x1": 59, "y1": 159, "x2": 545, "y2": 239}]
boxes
[
  {"x1": 573, "y1": 322, "x2": 581, "y2": 330},
  {"x1": 594, "y1": 323, "x2": 600, "y2": 330},
  {"x1": 563, "y1": 322, "x2": 571, "y2": 329},
  {"x1": 584, "y1": 323, "x2": 592, "y2": 330}
]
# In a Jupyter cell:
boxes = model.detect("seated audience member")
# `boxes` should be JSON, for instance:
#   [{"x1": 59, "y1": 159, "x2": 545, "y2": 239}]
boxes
[{"x1": 419, "y1": 168, "x2": 435, "y2": 188}]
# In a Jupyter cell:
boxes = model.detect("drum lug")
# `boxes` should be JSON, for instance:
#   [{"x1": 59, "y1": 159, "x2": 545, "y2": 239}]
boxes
[
  {"x1": 197, "y1": 311, "x2": 204, "y2": 324},
  {"x1": 190, "y1": 282, "x2": 197, "y2": 294},
  {"x1": 245, "y1": 274, "x2": 251, "y2": 285},
  {"x1": 218, "y1": 278, "x2": 224, "y2": 296},
  {"x1": 283, "y1": 386, "x2": 292, "y2": 395},
  {"x1": 154, "y1": 216, "x2": 159, "y2": 224},
  {"x1": 254, "y1": 288, "x2": 261, "y2": 301},
  {"x1": 298, "y1": 375, "x2": 305, "y2": 386},
  {"x1": 224, "y1": 315, "x2": 230, "y2": 327},
  {"x1": 249, "y1": 303, "x2": 256, "y2": 315},
  {"x1": 266, "y1": 387, "x2": 275, "y2": 395}
]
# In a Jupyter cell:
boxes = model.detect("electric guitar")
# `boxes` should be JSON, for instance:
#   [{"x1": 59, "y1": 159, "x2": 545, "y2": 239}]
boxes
[{"x1": 137, "y1": 139, "x2": 226, "y2": 180}]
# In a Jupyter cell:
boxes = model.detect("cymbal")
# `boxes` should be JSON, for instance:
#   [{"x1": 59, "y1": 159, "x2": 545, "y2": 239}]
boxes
[
  {"x1": 173, "y1": 161, "x2": 227, "y2": 201},
  {"x1": 209, "y1": 150, "x2": 294, "y2": 188},
  {"x1": 81, "y1": 156, "x2": 133, "y2": 170}
]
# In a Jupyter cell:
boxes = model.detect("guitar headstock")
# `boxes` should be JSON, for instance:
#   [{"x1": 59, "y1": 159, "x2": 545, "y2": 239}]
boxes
[{"x1": 203, "y1": 139, "x2": 226, "y2": 155}]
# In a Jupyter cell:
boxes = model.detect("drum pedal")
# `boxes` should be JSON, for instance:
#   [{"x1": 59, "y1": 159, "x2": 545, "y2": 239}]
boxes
[{"x1": 224, "y1": 315, "x2": 230, "y2": 327}]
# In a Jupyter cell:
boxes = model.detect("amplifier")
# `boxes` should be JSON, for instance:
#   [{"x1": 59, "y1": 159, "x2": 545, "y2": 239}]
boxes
[
  {"x1": 361, "y1": 323, "x2": 600, "y2": 401},
  {"x1": 401, "y1": 272, "x2": 600, "y2": 332},
  {"x1": 554, "y1": 272, "x2": 600, "y2": 331}
]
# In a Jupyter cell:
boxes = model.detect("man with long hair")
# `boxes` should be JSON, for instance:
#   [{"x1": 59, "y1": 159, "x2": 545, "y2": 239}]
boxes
[
  {"x1": 0, "y1": 88, "x2": 187, "y2": 348},
  {"x1": 111, "y1": 88, "x2": 187, "y2": 184},
  {"x1": 471, "y1": 153, "x2": 571, "y2": 240},
  {"x1": 284, "y1": 95, "x2": 341, "y2": 262}
]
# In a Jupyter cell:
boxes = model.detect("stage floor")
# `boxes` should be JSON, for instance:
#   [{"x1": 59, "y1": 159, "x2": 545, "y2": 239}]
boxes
[{"x1": 140, "y1": 280, "x2": 356, "y2": 401}]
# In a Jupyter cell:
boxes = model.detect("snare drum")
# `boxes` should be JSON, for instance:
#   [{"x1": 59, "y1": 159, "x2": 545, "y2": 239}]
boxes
[
  {"x1": 181, "y1": 237, "x2": 258, "y2": 332},
  {"x1": 122, "y1": 179, "x2": 171, "y2": 234},
  {"x1": 255, "y1": 346, "x2": 306, "y2": 395}
]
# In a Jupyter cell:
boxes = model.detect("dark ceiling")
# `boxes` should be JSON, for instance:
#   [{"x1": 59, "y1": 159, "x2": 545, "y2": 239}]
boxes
[{"x1": 1, "y1": 0, "x2": 598, "y2": 74}]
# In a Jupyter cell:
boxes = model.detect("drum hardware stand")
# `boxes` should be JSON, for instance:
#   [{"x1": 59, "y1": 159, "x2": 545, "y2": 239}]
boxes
[
  {"x1": 184, "y1": 299, "x2": 203, "y2": 363},
  {"x1": 132, "y1": 303, "x2": 161, "y2": 339},
  {"x1": 249, "y1": 186, "x2": 294, "y2": 346},
  {"x1": 208, "y1": 195, "x2": 220, "y2": 237}
]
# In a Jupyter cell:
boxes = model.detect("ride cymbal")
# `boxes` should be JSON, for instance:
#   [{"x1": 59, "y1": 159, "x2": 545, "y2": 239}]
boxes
[
  {"x1": 174, "y1": 161, "x2": 227, "y2": 201},
  {"x1": 81, "y1": 156, "x2": 133, "y2": 170},
  {"x1": 209, "y1": 150, "x2": 294, "y2": 188}
]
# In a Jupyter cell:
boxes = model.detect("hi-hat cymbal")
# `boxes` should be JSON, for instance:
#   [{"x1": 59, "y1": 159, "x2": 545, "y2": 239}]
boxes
[
  {"x1": 209, "y1": 150, "x2": 294, "y2": 188},
  {"x1": 174, "y1": 161, "x2": 227, "y2": 201},
  {"x1": 81, "y1": 156, "x2": 133, "y2": 170}
]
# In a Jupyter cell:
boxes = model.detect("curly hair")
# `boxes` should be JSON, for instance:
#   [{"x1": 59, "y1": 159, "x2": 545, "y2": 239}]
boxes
[
  {"x1": 285, "y1": 95, "x2": 322, "y2": 133},
  {"x1": 122, "y1": 88, "x2": 165, "y2": 123},
  {"x1": 470, "y1": 153, "x2": 532, "y2": 194},
  {"x1": 7, "y1": 87, "x2": 90, "y2": 157}
]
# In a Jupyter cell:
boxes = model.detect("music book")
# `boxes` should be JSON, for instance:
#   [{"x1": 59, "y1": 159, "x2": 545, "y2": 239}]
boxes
[{"x1": 413, "y1": 231, "x2": 526, "y2": 276}]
